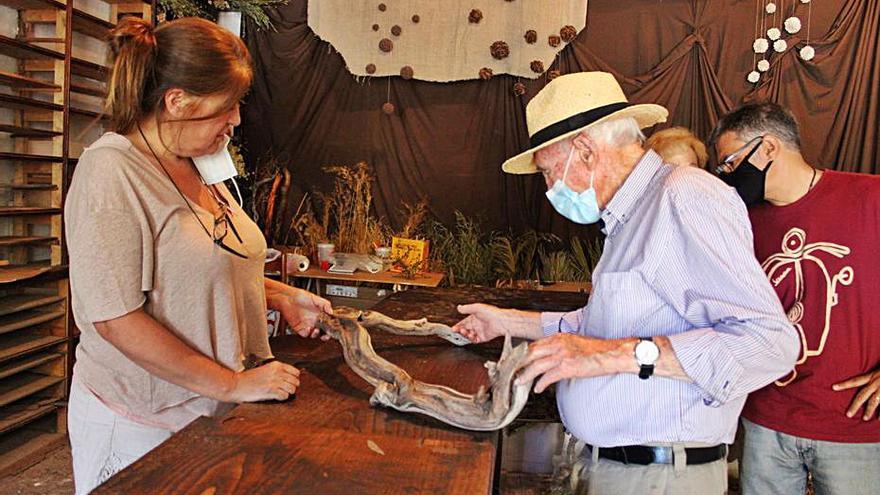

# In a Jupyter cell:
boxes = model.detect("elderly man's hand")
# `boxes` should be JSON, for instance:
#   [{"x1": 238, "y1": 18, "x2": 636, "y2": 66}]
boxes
[
  {"x1": 451, "y1": 303, "x2": 509, "y2": 343},
  {"x1": 833, "y1": 369, "x2": 880, "y2": 420},
  {"x1": 515, "y1": 333, "x2": 629, "y2": 393}
]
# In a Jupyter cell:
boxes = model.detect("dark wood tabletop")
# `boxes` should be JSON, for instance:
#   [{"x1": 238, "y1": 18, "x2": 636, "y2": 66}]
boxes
[{"x1": 94, "y1": 287, "x2": 586, "y2": 495}]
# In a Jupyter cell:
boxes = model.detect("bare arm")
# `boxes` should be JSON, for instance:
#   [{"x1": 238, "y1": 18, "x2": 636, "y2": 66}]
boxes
[{"x1": 95, "y1": 308, "x2": 299, "y2": 402}]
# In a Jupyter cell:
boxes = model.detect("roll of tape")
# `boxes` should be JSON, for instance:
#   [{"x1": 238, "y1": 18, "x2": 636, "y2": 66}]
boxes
[{"x1": 287, "y1": 253, "x2": 310, "y2": 272}]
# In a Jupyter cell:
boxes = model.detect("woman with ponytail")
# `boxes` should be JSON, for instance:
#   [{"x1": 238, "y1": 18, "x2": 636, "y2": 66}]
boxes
[{"x1": 64, "y1": 17, "x2": 331, "y2": 494}]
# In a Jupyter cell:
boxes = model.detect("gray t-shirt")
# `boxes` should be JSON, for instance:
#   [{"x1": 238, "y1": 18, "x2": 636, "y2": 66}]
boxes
[{"x1": 65, "y1": 132, "x2": 271, "y2": 430}]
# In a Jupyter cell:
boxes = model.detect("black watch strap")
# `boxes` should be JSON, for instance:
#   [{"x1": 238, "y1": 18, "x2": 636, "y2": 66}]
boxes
[{"x1": 638, "y1": 363, "x2": 655, "y2": 380}]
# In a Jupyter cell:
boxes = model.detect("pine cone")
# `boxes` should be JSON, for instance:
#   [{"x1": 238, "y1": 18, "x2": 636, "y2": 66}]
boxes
[
  {"x1": 524, "y1": 30, "x2": 537, "y2": 44},
  {"x1": 379, "y1": 38, "x2": 393, "y2": 52},
  {"x1": 560, "y1": 25, "x2": 577, "y2": 43},
  {"x1": 490, "y1": 41, "x2": 510, "y2": 60},
  {"x1": 469, "y1": 9, "x2": 483, "y2": 23},
  {"x1": 400, "y1": 66, "x2": 414, "y2": 79},
  {"x1": 391, "y1": 25, "x2": 402, "y2": 36},
  {"x1": 479, "y1": 67, "x2": 493, "y2": 80},
  {"x1": 530, "y1": 60, "x2": 545, "y2": 73},
  {"x1": 548, "y1": 35, "x2": 561, "y2": 48},
  {"x1": 365, "y1": 63, "x2": 377, "y2": 74},
  {"x1": 513, "y1": 82, "x2": 526, "y2": 96}
]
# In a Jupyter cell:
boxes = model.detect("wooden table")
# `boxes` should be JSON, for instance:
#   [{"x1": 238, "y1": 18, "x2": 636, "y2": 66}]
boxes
[
  {"x1": 95, "y1": 287, "x2": 586, "y2": 495},
  {"x1": 289, "y1": 267, "x2": 445, "y2": 289}
]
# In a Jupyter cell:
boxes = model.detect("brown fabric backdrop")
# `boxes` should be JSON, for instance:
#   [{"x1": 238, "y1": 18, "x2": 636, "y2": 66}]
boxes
[{"x1": 239, "y1": 0, "x2": 879, "y2": 237}]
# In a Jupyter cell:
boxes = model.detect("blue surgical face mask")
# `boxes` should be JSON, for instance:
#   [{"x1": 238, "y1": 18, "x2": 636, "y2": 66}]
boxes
[{"x1": 545, "y1": 147, "x2": 601, "y2": 224}]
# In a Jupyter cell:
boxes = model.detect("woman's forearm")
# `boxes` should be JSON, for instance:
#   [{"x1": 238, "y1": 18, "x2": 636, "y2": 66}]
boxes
[{"x1": 95, "y1": 309, "x2": 236, "y2": 401}]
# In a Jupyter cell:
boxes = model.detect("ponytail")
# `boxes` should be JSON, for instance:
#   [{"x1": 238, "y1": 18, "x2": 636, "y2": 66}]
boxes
[{"x1": 106, "y1": 17, "x2": 157, "y2": 134}]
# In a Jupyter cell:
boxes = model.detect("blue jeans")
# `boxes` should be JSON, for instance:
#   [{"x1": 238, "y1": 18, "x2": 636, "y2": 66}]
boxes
[{"x1": 741, "y1": 418, "x2": 880, "y2": 495}]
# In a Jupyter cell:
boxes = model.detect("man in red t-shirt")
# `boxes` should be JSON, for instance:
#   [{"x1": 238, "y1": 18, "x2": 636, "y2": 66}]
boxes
[{"x1": 711, "y1": 102, "x2": 880, "y2": 495}]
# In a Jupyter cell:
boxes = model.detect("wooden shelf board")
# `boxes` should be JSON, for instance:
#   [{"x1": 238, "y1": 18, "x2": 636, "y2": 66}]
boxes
[
  {"x1": 0, "y1": 183, "x2": 59, "y2": 190},
  {"x1": 0, "y1": 152, "x2": 64, "y2": 163},
  {"x1": 69, "y1": 106, "x2": 106, "y2": 120},
  {"x1": 0, "y1": 124, "x2": 61, "y2": 139},
  {"x1": 0, "y1": 399, "x2": 57, "y2": 437},
  {"x1": 0, "y1": 236, "x2": 58, "y2": 247},
  {"x1": 0, "y1": 93, "x2": 62, "y2": 113},
  {"x1": 71, "y1": 9, "x2": 114, "y2": 40},
  {"x1": 0, "y1": 262, "x2": 64, "y2": 285},
  {"x1": 0, "y1": 35, "x2": 63, "y2": 62},
  {"x1": 71, "y1": 58, "x2": 107, "y2": 81},
  {"x1": 70, "y1": 80, "x2": 106, "y2": 98},
  {"x1": 0, "y1": 293, "x2": 64, "y2": 318},
  {"x1": 0, "y1": 207, "x2": 61, "y2": 216},
  {"x1": 0, "y1": 352, "x2": 62, "y2": 381},
  {"x1": 0, "y1": 0, "x2": 60, "y2": 10},
  {"x1": 0, "y1": 334, "x2": 66, "y2": 364},
  {"x1": 0, "y1": 428, "x2": 66, "y2": 478},
  {"x1": 0, "y1": 372, "x2": 64, "y2": 408},
  {"x1": 0, "y1": 70, "x2": 59, "y2": 91},
  {"x1": 0, "y1": 309, "x2": 66, "y2": 336}
]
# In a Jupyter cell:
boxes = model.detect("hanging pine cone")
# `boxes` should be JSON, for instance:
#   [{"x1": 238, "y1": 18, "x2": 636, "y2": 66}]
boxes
[
  {"x1": 548, "y1": 70, "x2": 561, "y2": 80},
  {"x1": 548, "y1": 35, "x2": 561, "y2": 48},
  {"x1": 400, "y1": 66, "x2": 414, "y2": 79},
  {"x1": 560, "y1": 25, "x2": 577, "y2": 43},
  {"x1": 469, "y1": 9, "x2": 483, "y2": 23},
  {"x1": 372, "y1": 24, "x2": 380, "y2": 31},
  {"x1": 379, "y1": 38, "x2": 393, "y2": 52},
  {"x1": 382, "y1": 102, "x2": 395, "y2": 114},
  {"x1": 513, "y1": 82, "x2": 526, "y2": 96},
  {"x1": 524, "y1": 30, "x2": 537, "y2": 44},
  {"x1": 378, "y1": 3, "x2": 386, "y2": 12},
  {"x1": 391, "y1": 25, "x2": 402, "y2": 36},
  {"x1": 411, "y1": 14, "x2": 420, "y2": 23},
  {"x1": 530, "y1": 60, "x2": 544, "y2": 73},
  {"x1": 490, "y1": 41, "x2": 510, "y2": 60},
  {"x1": 365, "y1": 63, "x2": 377, "y2": 74},
  {"x1": 479, "y1": 67, "x2": 493, "y2": 80}
]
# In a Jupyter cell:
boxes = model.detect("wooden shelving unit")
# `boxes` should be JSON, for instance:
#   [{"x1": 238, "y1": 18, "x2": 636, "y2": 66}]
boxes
[{"x1": 0, "y1": 0, "x2": 154, "y2": 476}]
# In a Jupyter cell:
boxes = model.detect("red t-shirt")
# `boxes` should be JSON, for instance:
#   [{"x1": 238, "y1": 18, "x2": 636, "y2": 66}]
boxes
[{"x1": 742, "y1": 170, "x2": 880, "y2": 442}]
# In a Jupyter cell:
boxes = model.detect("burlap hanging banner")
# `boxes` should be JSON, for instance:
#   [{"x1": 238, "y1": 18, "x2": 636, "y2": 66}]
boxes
[{"x1": 308, "y1": 0, "x2": 588, "y2": 82}]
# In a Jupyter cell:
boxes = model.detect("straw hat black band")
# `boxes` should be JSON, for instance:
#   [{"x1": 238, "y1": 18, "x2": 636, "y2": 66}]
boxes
[{"x1": 529, "y1": 101, "x2": 632, "y2": 149}]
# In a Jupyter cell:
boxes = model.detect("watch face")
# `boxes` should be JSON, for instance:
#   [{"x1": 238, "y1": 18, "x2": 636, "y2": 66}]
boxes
[{"x1": 635, "y1": 340, "x2": 660, "y2": 364}]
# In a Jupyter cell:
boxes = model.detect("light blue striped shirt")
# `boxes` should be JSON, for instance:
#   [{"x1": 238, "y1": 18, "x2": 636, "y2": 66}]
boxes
[{"x1": 541, "y1": 150, "x2": 799, "y2": 447}]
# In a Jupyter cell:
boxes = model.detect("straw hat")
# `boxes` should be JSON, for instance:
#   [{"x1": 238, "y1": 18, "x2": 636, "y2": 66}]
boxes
[{"x1": 502, "y1": 72, "x2": 668, "y2": 174}]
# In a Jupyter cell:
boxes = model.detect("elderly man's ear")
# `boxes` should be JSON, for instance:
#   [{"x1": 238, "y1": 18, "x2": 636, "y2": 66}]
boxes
[
  {"x1": 759, "y1": 134, "x2": 783, "y2": 162},
  {"x1": 571, "y1": 132, "x2": 598, "y2": 166}
]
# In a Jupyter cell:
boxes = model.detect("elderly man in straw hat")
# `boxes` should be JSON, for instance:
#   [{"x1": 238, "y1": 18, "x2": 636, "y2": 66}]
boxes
[{"x1": 452, "y1": 72, "x2": 799, "y2": 494}]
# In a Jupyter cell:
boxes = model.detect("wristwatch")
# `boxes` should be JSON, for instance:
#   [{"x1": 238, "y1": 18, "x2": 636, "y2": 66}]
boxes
[{"x1": 634, "y1": 337, "x2": 660, "y2": 380}]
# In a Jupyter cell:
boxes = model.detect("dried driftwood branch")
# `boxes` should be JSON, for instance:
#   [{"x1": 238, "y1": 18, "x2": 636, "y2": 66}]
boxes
[
  {"x1": 318, "y1": 308, "x2": 533, "y2": 431},
  {"x1": 332, "y1": 307, "x2": 471, "y2": 346}
]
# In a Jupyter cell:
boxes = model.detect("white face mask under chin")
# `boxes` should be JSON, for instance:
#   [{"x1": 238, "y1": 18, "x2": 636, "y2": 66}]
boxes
[
  {"x1": 544, "y1": 147, "x2": 602, "y2": 225},
  {"x1": 191, "y1": 135, "x2": 244, "y2": 206}
]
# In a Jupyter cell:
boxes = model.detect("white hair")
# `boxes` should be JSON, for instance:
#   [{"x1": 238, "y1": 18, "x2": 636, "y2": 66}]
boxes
[{"x1": 583, "y1": 117, "x2": 645, "y2": 147}]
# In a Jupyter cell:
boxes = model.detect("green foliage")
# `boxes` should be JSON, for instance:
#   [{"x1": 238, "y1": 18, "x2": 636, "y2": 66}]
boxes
[
  {"x1": 426, "y1": 212, "x2": 497, "y2": 287},
  {"x1": 158, "y1": 0, "x2": 286, "y2": 31}
]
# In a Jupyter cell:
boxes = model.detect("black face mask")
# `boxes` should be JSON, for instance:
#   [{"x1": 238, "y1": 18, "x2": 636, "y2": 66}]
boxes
[{"x1": 718, "y1": 142, "x2": 772, "y2": 206}]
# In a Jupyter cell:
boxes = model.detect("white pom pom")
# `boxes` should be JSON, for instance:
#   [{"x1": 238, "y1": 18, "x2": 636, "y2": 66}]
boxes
[
  {"x1": 774, "y1": 39, "x2": 788, "y2": 52},
  {"x1": 800, "y1": 45, "x2": 815, "y2": 61},
  {"x1": 767, "y1": 28, "x2": 781, "y2": 41},
  {"x1": 753, "y1": 38, "x2": 769, "y2": 54},
  {"x1": 766, "y1": 2, "x2": 777, "y2": 14},
  {"x1": 785, "y1": 17, "x2": 802, "y2": 34},
  {"x1": 758, "y1": 59, "x2": 770, "y2": 72},
  {"x1": 747, "y1": 71, "x2": 761, "y2": 83},
  {"x1": 800, "y1": 0, "x2": 810, "y2": 4}
]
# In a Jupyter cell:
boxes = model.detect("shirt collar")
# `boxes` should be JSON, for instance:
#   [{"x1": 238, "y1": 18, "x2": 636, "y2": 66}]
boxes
[{"x1": 600, "y1": 149, "x2": 665, "y2": 237}]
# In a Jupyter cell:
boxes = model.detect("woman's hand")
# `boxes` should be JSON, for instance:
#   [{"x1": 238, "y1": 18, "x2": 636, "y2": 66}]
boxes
[
  {"x1": 279, "y1": 288, "x2": 333, "y2": 339},
  {"x1": 225, "y1": 360, "x2": 300, "y2": 402}
]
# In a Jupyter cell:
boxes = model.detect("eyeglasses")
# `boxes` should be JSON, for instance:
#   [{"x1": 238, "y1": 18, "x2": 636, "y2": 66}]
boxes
[
  {"x1": 715, "y1": 135, "x2": 764, "y2": 174},
  {"x1": 211, "y1": 198, "x2": 248, "y2": 259}
]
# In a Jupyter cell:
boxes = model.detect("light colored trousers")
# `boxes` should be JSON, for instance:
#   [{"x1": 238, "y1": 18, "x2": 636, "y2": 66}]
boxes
[
  {"x1": 742, "y1": 418, "x2": 880, "y2": 495},
  {"x1": 68, "y1": 380, "x2": 172, "y2": 495},
  {"x1": 563, "y1": 434, "x2": 727, "y2": 495}
]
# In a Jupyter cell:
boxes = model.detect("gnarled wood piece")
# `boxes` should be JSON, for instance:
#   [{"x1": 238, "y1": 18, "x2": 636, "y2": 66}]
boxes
[
  {"x1": 333, "y1": 306, "x2": 471, "y2": 346},
  {"x1": 318, "y1": 309, "x2": 533, "y2": 431}
]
